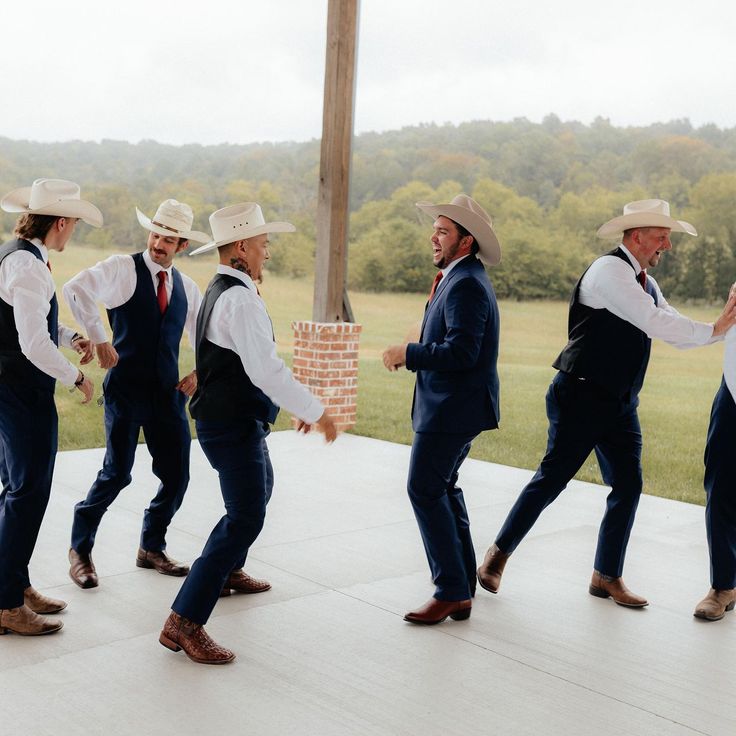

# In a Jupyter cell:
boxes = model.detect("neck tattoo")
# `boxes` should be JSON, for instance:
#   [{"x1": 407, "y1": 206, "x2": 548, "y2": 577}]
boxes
[{"x1": 229, "y1": 257, "x2": 252, "y2": 277}]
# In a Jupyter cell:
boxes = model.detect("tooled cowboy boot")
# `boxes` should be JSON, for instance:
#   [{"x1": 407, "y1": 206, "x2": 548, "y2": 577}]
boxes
[
  {"x1": 159, "y1": 611, "x2": 235, "y2": 665},
  {"x1": 219, "y1": 569, "x2": 271, "y2": 597}
]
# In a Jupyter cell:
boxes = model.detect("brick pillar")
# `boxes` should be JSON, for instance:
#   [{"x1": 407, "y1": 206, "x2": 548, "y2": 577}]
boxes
[{"x1": 291, "y1": 321, "x2": 362, "y2": 432}]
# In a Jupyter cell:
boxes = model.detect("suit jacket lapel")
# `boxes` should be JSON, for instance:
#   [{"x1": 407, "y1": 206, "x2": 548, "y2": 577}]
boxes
[{"x1": 419, "y1": 257, "x2": 475, "y2": 339}]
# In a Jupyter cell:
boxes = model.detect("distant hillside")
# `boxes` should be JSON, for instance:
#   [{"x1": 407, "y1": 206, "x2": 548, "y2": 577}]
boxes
[{"x1": 2, "y1": 116, "x2": 735, "y2": 300}]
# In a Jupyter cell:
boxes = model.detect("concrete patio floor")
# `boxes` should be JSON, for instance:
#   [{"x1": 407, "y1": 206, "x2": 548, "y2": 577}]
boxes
[{"x1": 1, "y1": 430, "x2": 732, "y2": 736}]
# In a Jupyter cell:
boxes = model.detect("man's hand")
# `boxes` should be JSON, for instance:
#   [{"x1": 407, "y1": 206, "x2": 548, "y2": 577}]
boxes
[
  {"x1": 75, "y1": 372, "x2": 94, "y2": 404},
  {"x1": 713, "y1": 289, "x2": 736, "y2": 337},
  {"x1": 315, "y1": 410, "x2": 338, "y2": 443},
  {"x1": 295, "y1": 418, "x2": 312, "y2": 434},
  {"x1": 95, "y1": 341, "x2": 119, "y2": 369},
  {"x1": 176, "y1": 370, "x2": 197, "y2": 397},
  {"x1": 72, "y1": 336, "x2": 94, "y2": 365},
  {"x1": 382, "y1": 343, "x2": 408, "y2": 372}
]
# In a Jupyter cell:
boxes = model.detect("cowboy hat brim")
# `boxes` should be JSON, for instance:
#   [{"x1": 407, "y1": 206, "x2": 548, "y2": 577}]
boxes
[
  {"x1": 416, "y1": 201, "x2": 501, "y2": 266},
  {"x1": 135, "y1": 208, "x2": 210, "y2": 244},
  {"x1": 597, "y1": 213, "x2": 697, "y2": 239},
  {"x1": 189, "y1": 222, "x2": 296, "y2": 256},
  {"x1": 1, "y1": 186, "x2": 103, "y2": 228}
]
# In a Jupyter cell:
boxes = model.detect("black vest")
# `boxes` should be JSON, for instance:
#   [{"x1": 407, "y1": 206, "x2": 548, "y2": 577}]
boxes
[
  {"x1": 552, "y1": 247, "x2": 658, "y2": 400},
  {"x1": 103, "y1": 252, "x2": 187, "y2": 414},
  {"x1": 189, "y1": 273, "x2": 279, "y2": 424},
  {"x1": 0, "y1": 239, "x2": 58, "y2": 392}
]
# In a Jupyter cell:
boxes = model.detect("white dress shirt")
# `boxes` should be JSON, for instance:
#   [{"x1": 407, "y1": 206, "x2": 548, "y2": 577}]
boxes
[
  {"x1": 722, "y1": 329, "x2": 736, "y2": 401},
  {"x1": 205, "y1": 265, "x2": 323, "y2": 423},
  {"x1": 578, "y1": 244, "x2": 714, "y2": 349},
  {"x1": 0, "y1": 238, "x2": 79, "y2": 386},
  {"x1": 63, "y1": 249, "x2": 202, "y2": 346}
]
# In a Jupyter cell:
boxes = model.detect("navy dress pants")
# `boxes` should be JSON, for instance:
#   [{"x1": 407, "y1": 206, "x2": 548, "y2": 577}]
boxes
[
  {"x1": 71, "y1": 400, "x2": 191, "y2": 554},
  {"x1": 0, "y1": 384, "x2": 57, "y2": 609},
  {"x1": 495, "y1": 372, "x2": 643, "y2": 577},
  {"x1": 408, "y1": 430, "x2": 478, "y2": 601},
  {"x1": 172, "y1": 418, "x2": 273, "y2": 625},
  {"x1": 703, "y1": 378, "x2": 736, "y2": 590}
]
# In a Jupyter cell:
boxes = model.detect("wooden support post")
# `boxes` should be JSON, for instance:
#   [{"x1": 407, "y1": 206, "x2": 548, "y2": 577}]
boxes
[{"x1": 313, "y1": 0, "x2": 359, "y2": 323}]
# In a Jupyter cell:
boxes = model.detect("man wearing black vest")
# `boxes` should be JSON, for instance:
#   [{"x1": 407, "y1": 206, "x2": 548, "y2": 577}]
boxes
[
  {"x1": 159, "y1": 202, "x2": 336, "y2": 665},
  {"x1": 64, "y1": 199, "x2": 208, "y2": 589},
  {"x1": 477, "y1": 199, "x2": 736, "y2": 608},
  {"x1": 0, "y1": 179, "x2": 98, "y2": 636}
]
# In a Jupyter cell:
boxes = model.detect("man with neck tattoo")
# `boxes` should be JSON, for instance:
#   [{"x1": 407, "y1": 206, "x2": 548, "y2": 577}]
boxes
[
  {"x1": 159, "y1": 202, "x2": 337, "y2": 665},
  {"x1": 63, "y1": 199, "x2": 208, "y2": 589}
]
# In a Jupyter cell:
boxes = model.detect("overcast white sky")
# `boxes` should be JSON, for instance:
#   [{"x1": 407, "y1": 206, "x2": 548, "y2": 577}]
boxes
[{"x1": 2, "y1": 0, "x2": 734, "y2": 145}]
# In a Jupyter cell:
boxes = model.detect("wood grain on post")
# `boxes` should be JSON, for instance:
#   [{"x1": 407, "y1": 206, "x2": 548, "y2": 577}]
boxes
[{"x1": 313, "y1": 0, "x2": 359, "y2": 323}]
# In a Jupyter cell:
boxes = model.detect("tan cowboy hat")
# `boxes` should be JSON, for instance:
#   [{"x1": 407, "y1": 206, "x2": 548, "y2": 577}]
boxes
[
  {"x1": 189, "y1": 202, "x2": 295, "y2": 256},
  {"x1": 597, "y1": 199, "x2": 697, "y2": 239},
  {"x1": 136, "y1": 199, "x2": 210, "y2": 244},
  {"x1": 416, "y1": 194, "x2": 501, "y2": 266},
  {"x1": 1, "y1": 178, "x2": 103, "y2": 227}
]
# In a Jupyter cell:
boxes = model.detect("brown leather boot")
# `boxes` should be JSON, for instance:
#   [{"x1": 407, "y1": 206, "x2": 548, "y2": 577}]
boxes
[
  {"x1": 693, "y1": 588, "x2": 736, "y2": 621},
  {"x1": 0, "y1": 605, "x2": 63, "y2": 636},
  {"x1": 24, "y1": 586, "x2": 67, "y2": 615},
  {"x1": 220, "y1": 569, "x2": 272, "y2": 597},
  {"x1": 403, "y1": 598, "x2": 472, "y2": 625},
  {"x1": 136, "y1": 549, "x2": 189, "y2": 577},
  {"x1": 69, "y1": 548, "x2": 99, "y2": 589},
  {"x1": 589, "y1": 570, "x2": 648, "y2": 608},
  {"x1": 477, "y1": 544, "x2": 510, "y2": 593},
  {"x1": 159, "y1": 611, "x2": 235, "y2": 665}
]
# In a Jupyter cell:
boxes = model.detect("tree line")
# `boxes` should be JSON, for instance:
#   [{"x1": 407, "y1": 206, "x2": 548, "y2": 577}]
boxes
[{"x1": 1, "y1": 115, "x2": 736, "y2": 301}]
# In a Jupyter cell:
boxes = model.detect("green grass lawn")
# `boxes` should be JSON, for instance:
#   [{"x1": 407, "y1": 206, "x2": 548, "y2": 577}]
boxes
[{"x1": 53, "y1": 244, "x2": 725, "y2": 506}]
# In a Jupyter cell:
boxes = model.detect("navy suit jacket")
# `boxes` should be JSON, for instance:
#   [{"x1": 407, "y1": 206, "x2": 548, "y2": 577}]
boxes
[{"x1": 406, "y1": 255, "x2": 500, "y2": 434}]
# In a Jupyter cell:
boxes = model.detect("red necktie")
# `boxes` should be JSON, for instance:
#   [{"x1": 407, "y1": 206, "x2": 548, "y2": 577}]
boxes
[
  {"x1": 157, "y1": 271, "x2": 168, "y2": 314},
  {"x1": 637, "y1": 270, "x2": 647, "y2": 290},
  {"x1": 428, "y1": 271, "x2": 443, "y2": 301}
]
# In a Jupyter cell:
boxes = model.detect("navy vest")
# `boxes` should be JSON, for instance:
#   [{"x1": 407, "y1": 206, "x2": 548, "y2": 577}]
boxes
[
  {"x1": 552, "y1": 247, "x2": 658, "y2": 400},
  {"x1": 103, "y1": 252, "x2": 187, "y2": 414},
  {"x1": 0, "y1": 239, "x2": 58, "y2": 392},
  {"x1": 189, "y1": 273, "x2": 279, "y2": 424}
]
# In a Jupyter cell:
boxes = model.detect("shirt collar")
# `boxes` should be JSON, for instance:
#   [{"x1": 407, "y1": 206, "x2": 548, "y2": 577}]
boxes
[
  {"x1": 217, "y1": 264, "x2": 257, "y2": 291},
  {"x1": 28, "y1": 237, "x2": 49, "y2": 264},
  {"x1": 441, "y1": 253, "x2": 470, "y2": 277},
  {"x1": 618, "y1": 244, "x2": 643, "y2": 275},
  {"x1": 142, "y1": 248, "x2": 173, "y2": 278}
]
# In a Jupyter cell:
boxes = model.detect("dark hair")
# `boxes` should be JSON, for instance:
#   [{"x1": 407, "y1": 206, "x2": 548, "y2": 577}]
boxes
[
  {"x1": 14, "y1": 213, "x2": 59, "y2": 240},
  {"x1": 453, "y1": 220, "x2": 479, "y2": 255}
]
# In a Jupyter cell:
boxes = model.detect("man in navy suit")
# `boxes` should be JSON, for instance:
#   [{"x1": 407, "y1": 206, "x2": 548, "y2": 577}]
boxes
[{"x1": 383, "y1": 194, "x2": 501, "y2": 625}]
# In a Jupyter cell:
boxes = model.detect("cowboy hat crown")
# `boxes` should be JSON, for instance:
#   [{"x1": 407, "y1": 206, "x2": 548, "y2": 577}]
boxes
[
  {"x1": 189, "y1": 202, "x2": 295, "y2": 256},
  {"x1": 136, "y1": 199, "x2": 210, "y2": 244},
  {"x1": 597, "y1": 199, "x2": 697, "y2": 239}
]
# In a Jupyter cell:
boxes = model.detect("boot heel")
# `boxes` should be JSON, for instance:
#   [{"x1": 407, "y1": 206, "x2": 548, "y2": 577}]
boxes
[
  {"x1": 450, "y1": 608, "x2": 471, "y2": 621},
  {"x1": 159, "y1": 633, "x2": 181, "y2": 652},
  {"x1": 0, "y1": 627, "x2": 8, "y2": 635},
  {"x1": 136, "y1": 559, "x2": 153, "y2": 570},
  {"x1": 588, "y1": 585, "x2": 610, "y2": 599},
  {"x1": 727, "y1": 601, "x2": 736, "y2": 612}
]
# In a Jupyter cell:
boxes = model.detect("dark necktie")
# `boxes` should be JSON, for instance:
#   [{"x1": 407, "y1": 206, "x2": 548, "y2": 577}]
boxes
[
  {"x1": 428, "y1": 271, "x2": 443, "y2": 302},
  {"x1": 637, "y1": 270, "x2": 647, "y2": 291},
  {"x1": 157, "y1": 271, "x2": 168, "y2": 314}
]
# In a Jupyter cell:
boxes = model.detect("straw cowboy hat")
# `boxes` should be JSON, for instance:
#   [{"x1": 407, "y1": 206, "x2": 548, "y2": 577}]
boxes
[
  {"x1": 415, "y1": 194, "x2": 501, "y2": 266},
  {"x1": 136, "y1": 199, "x2": 210, "y2": 244},
  {"x1": 597, "y1": 199, "x2": 697, "y2": 239},
  {"x1": 189, "y1": 202, "x2": 295, "y2": 256},
  {"x1": 1, "y1": 178, "x2": 103, "y2": 227}
]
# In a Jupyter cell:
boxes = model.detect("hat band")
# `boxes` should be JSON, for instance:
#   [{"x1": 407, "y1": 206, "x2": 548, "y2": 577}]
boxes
[{"x1": 152, "y1": 219, "x2": 181, "y2": 234}]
